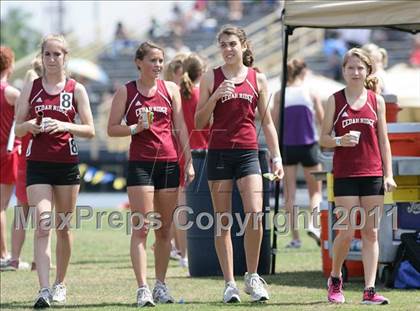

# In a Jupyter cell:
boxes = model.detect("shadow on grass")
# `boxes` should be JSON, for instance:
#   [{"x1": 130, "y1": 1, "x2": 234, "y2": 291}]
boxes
[
  {"x1": 1, "y1": 300, "x2": 328, "y2": 309},
  {"x1": 71, "y1": 259, "x2": 128, "y2": 265},
  {"x1": 263, "y1": 270, "x2": 364, "y2": 289},
  {"x1": 181, "y1": 300, "x2": 327, "y2": 307},
  {"x1": 0, "y1": 302, "x2": 135, "y2": 309}
]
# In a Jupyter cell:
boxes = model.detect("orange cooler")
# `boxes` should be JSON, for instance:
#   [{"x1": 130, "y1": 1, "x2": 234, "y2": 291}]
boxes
[
  {"x1": 387, "y1": 123, "x2": 420, "y2": 157},
  {"x1": 384, "y1": 94, "x2": 400, "y2": 123}
]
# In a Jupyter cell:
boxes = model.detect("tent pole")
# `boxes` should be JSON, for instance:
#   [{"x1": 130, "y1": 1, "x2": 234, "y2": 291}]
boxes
[{"x1": 271, "y1": 25, "x2": 293, "y2": 275}]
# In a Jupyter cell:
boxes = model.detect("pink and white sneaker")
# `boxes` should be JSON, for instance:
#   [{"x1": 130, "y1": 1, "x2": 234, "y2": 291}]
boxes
[
  {"x1": 327, "y1": 276, "x2": 345, "y2": 304},
  {"x1": 361, "y1": 287, "x2": 389, "y2": 305}
]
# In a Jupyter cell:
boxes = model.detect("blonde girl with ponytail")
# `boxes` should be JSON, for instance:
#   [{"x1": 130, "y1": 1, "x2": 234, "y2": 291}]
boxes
[{"x1": 320, "y1": 48, "x2": 396, "y2": 305}]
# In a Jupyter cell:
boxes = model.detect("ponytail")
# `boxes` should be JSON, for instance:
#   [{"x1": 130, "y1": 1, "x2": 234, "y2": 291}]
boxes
[
  {"x1": 180, "y1": 72, "x2": 194, "y2": 99},
  {"x1": 243, "y1": 47, "x2": 254, "y2": 67},
  {"x1": 180, "y1": 53, "x2": 204, "y2": 99},
  {"x1": 287, "y1": 58, "x2": 306, "y2": 83},
  {"x1": 365, "y1": 75, "x2": 379, "y2": 93}
]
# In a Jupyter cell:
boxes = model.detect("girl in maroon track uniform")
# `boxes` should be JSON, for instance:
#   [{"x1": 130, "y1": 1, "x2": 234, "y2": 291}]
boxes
[
  {"x1": 15, "y1": 35, "x2": 95, "y2": 308},
  {"x1": 176, "y1": 53, "x2": 209, "y2": 268},
  {"x1": 320, "y1": 48, "x2": 396, "y2": 305},
  {"x1": 107, "y1": 41, "x2": 194, "y2": 307},
  {"x1": 195, "y1": 25, "x2": 283, "y2": 303},
  {"x1": 0, "y1": 46, "x2": 21, "y2": 265}
]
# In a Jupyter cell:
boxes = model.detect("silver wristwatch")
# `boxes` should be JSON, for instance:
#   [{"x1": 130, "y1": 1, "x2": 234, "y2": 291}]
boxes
[{"x1": 334, "y1": 137, "x2": 342, "y2": 146}]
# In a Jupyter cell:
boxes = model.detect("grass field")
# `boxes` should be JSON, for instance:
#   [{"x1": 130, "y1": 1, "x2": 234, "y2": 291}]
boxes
[{"x1": 1, "y1": 208, "x2": 419, "y2": 310}]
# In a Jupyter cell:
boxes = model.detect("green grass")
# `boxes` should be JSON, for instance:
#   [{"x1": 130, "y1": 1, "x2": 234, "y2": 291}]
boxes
[{"x1": 1, "y1": 208, "x2": 419, "y2": 310}]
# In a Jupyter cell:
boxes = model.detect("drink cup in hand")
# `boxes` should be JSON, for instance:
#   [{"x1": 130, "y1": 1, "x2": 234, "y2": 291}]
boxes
[
  {"x1": 349, "y1": 130, "x2": 361, "y2": 144},
  {"x1": 224, "y1": 80, "x2": 235, "y2": 95},
  {"x1": 41, "y1": 117, "x2": 52, "y2": 132},
  {"x1": 225, "y1": 79, "x2": 235, "y2": 88}
]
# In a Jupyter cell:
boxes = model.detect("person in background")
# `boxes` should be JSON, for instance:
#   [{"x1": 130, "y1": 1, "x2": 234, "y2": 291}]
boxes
[
  {"x1": 176, "y1": 53, "x2": 209, "y2": 268},
  {"x1": 271, "y1": 59, "x2": 324, "y2": 249},
  {"x1": 162, "y1": 52, "x2": 189, "y2": 263},
  {"x1": 15, "y1": 34, "x2": 95, "y2": 308},
  {"x1": 0, "y1": 46, "x2": 23, "y2": 269},
  {"x1": 338, "y1": 29, "x2": 371, "y2": 50},
  {"x1": 112, "y1": 21, "x2": 135, "y2": 56},
  {"x1": 195, "y1": 25, "x2": 283, "y2": 303},
  {"x1": 320, "y1": 48, "x2": 396, "y2": 305},
  {"x1": 409, "y1": 34, "x2": 420, "y2": 67},
  {"x1": 107, "y1": 41, "x2": 194, "y2": 307},
  {"x1": 164, "y1": 53, "x2": 187, "y2": 86},
  {"x1": 362, "y1": 43, "x2": 392, "y2": 95},
  {"x1": 323, "y1": 30, "x2": 347, "y2": 81},
  {"x1": 1, "y1": 55, "x2": 43, "y2": 272}
]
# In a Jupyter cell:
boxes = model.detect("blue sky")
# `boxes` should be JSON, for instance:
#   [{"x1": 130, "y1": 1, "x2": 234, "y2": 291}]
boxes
[{"x1": 1, "y1": 1, "x2": 192, "y2": 46}]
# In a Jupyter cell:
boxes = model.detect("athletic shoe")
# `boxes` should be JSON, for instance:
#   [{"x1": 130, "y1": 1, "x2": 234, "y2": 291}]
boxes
[
  {"x1": 327, "y1": 276, "x2": 345, "y2": 304},
  {"x1": 34, "y1": 288, "x2": 51, "y2": 309},
  {"x1": 285, "y1": 239, "x2": 301, "y2": 249},
  {"x1": 18, "y1": 260, "x2": 31, "y2": 270},
  {"x1": 51, "y1": 283, "x2": 66, "y2": 303},
  {"x1": 307, "y1": 226, "x2": 321, "y2": 247},
  {"x1": 0, "y1": 259, "x2": 30, "y2": 271},
  {"x1": 152, "y1": 281, "x2": 174, "y2": 303},
  {"x1": 169, "y1": 243, "x2": 181, "y2": 260},
  {"x1": 223, "y1": 281, "x2": 241, "y2": 303},
  {"x1": 361, "y1": 287, "x2": 389, "y2": 305},
  {"x1": 244, "y1": 273, "x2": 269, "y2": 302},
  {"x1": 0, "y1": 254, "x2": 11, "y2": 268},
  {"x1": 179, "y1": 257, "x2": 188, "y2": 268},
  {"x1": 136, "y1": 286, "x2": 155, "y2": 307}
]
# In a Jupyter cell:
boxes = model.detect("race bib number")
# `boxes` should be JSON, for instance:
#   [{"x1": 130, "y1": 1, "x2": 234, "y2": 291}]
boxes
[
  {"x1": 60, "y1": 92, "x2": 73, "y2": 110},
  {"x1": 69, "y1": 138, "x2": 78, "y2": 155}
]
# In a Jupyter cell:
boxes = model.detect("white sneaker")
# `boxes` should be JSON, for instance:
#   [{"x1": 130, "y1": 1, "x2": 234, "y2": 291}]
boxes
[
  {"x1": 169, "y1": 241, "x2": 181, "y2": 260},
  {"x1": 307, "y1": 226, "x2": 321, "y2": 246},
  {"x1": 244, "y1": 273, "x2": 269, "y2": 302},
  {"x1": 179, "y1": 257, "x2": 188, "y2": 268},
  {"x1": 152, "y1": 281, "x2": 174, "y2": 303},
  {"x1": 223, "y1": 281, "x2": 241, "y2": 303},
  {"x1": 285, "y1": 239, "x2": 302, "y2": 249},
  {"x1": 0, "y1": 259, "x2": 31, "y2": 271},
  {"x1": 169, "y1": 249, "x2": 181, "y2": 260},
  {"x1": 136, "y1": 286, "x2": 155, "y2": 307},
  {"x1": 0, "y1": 254, "x2": 11, "y2": 268},
  {"x1": 18, "y1": 260, "x2": 31, "y2": 270},
  {"x1": 51, "y1": 283, "x2": 66, "y2": 303},
  {"x1": 34, "y1": 288, "x2": 51, "y2": 308}
]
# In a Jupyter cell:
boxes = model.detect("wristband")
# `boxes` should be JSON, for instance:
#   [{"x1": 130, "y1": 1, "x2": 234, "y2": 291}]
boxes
[
  {"x1": 63, "y1": 123, "x2": 69, "y2": 132},
  {"x1": 271, "y1": 156, "x2": 281, "y2": 164},
  {"x1": 334, "y1": 137, "x2": 342, "y2": 146},
  {"x1": 130, "y1": 125, "x2": 138, "y2": 135}
]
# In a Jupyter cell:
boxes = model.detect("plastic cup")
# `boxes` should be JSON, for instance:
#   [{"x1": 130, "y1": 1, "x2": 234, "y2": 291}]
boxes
[
  {"x1": 41, "y1": 117, "x2": 52, "y2": 132},
  {"x1": 225, "y1": 79, "x2": 235, "y2": 88},
  {"x1": 349, "y1": 130, "x2": 361, "y2": 144},
  {"x1": 224, "y1": 80, "x2": 235, "y2": 94}
]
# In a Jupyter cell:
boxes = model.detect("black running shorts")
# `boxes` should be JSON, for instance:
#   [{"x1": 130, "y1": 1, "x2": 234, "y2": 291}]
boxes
[
  {"x1": 127, "y1": 161, "x2": 180, "y2": 189},
  {"x1": 207, "y1": 149, "x2": 261, "y2": 180},
  {"x1": 282, "y1": 143, "x2": 320, "y2": 167},
  {"x1": 334, "y1": 176, "x2": 385, "y2": 197},
  {"x1": 26, "y1": 161, "x2": 80, "y2": 186}
]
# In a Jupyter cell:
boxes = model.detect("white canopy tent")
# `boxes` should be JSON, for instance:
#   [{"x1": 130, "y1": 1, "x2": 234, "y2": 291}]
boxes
[
  {"x1": 284, "y1": 1, "x2": 420, "y2": 33},
  {"x1": 271, "y1": 0, "x2": 420, "y2": 274}
]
